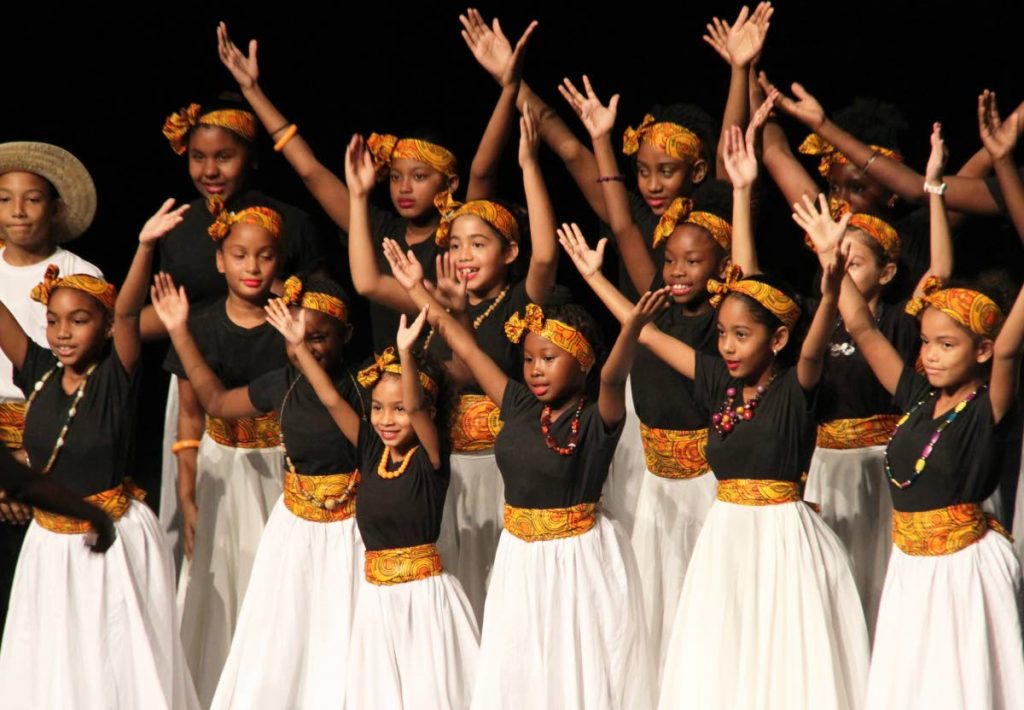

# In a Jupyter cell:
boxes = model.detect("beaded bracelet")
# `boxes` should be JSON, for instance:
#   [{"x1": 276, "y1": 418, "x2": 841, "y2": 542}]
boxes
[
  {"x1": 274, "y1": 124, "x2": 298, "y2": 152},
  {"x1": 171, "y1": 439, "x2": 201, "y2": 454}
]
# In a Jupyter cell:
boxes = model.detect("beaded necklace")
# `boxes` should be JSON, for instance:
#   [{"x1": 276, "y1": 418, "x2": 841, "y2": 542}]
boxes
[
  {"x1": 377, "y1": 445, "x2": 419, "y2": 479},
  {"x1": 540, "y1": 396, "x2": 586, "y2": 456},
  {"x1": 883, "y1": 384, "x2": 986, "y2": 489},
  {"x1": 23, "y1": 361, "x2": 99, "y2": 473},
  {"x1": 422, "y1": 284, "x2": 510, "y2": 350},
  {"x1": 712, "y1": 372, "x2": 777, "y2": 438}
]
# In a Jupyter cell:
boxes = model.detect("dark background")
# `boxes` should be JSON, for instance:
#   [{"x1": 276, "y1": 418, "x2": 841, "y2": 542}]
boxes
[{"x1": 5, "y1": 0, "x2": 1024, "y2": 509}]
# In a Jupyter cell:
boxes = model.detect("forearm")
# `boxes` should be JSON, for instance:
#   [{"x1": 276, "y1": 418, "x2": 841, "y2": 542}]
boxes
[
  {"x1": 13, "y1": 474, "x2": 106, "y2": 524},
  {"x1": 927, "y1": 193, "x2": 954, "y2": 280},
  {"x1": 0, "y1": 301, "x2": 29, "y2": 371},
  {"x1": 168, "y1": 327, "x2": 232, "y2": 415},
  {"x1": 581, "y1": 272, "x2": 636, "y2": 324},
  {"x1": 521, "y1": 160, "x2": 559, "y2": 300},
  {"x1": 139, "y1": 306, "x2": 168, "y2": 342},
  {"x1": 349, "y1": 195, "x2": 415, "y2": 310},
  {"x1": 718, "y1": 65, "x2": 750, "y2": 180},
  {"x1": 115, "y1": 243, "x2": 155, "y2": 322},
  {"x1": 761, "y1": 125, "x2": 820, "y2": 207},
  {"x1": 467, "y1": 83, "x2": 519, "y2": 201},
  {"x1": 175, "y1": 381, "x2": 204, "y2": 504},
  {"x1": 398, "y1": 348, "x2": 440, "y2": 465},
  {"x1": 993, "y1": 157, "x2": 1024, "y2": 241},
  {"x1": 798, "y1": 293, "x2": 836, "y2": 388},
  {"x1": 817, "y1": 117, "x2": 926, "y2": 202},
  {"x1": 731, "y1": 186, "x2": 759, "y2": 274}
]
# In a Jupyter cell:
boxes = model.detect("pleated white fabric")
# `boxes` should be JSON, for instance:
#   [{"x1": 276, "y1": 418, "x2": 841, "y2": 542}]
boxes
[
  {"x1": 602, "y1": 379, "x2": 645, "y2": 535},
  {"x1": 0, "y1": 500, "x2": 199, "y2": 710},
  {"x1": 471, "y1": 514, "x2": 655, "y2": 710},
  {"x1": 436, "y1": 451, "x2": 505, "y2": 625},
  {"x1": 210, "y1": 497, "x2": 363, "y2": 709},
  {"x1": 1015, "y1": 462, "x2": 1024, "y2": 569},
  {"x1": 160, "y1": 376, "x2": 183, "y2": 570},
  {"x1": 804, "y1": 445, "x2": 892, "y2": 638},
  {"x1": 630, "y1": 470, "x2": 717, "y2": 683},
  {"x1": 658, "y1": 498, "x2": 869, "y2": 710},
  {"x1": 344, "y1": 571, "x2": 479, "y2": 710},
  {"x1": 177, "y1": 434, "x2": 283, "y2": 707},
  {"x1": 866, "y1": 531, "x2": 1024, "y2": 710}
]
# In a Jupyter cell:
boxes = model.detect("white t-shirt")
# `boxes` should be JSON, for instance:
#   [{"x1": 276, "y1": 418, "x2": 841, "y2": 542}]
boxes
[{"x1": 0, "y1": 247, "x2": 104, "y2": 401}]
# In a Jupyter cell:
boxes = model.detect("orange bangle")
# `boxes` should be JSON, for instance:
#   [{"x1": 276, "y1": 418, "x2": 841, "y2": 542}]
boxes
[
  {"x1": 273, "y1": 124, "x2": 298, "y2": 152},
  {"x1": 171, "y1": 439, "x2": 201, "y2": 454}
]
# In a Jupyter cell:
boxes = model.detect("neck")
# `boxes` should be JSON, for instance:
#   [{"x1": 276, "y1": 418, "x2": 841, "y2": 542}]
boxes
[
  {"x1": 404, "y1": 215, "x2": 441, "y2": 245},
  {"x1": 467, "y1": 278, "x2": 509, "y2": 305},
  {"x1": 225, "y1": 291, "x2": 268, "y2": 326},
  {"x1": 938, "y1": 377, "x2": 985, "y2": 401},
  {"x1": 546, "y1": 389, "x2": 584, "y2": 421},
  {"x1": 387, "y1": 440, "x2": 418, "y2": 461},
  {"x1": 865, "y1": 292, "x2": 882, "y2": 316},
  {"x1": 677, "y1": 297, "x2": 712, "y2": 317},
  {"x1": 3, "y1": 241, "x2": 57, "y2": 266},
  {"x1": 743, "y1": 361, "x2": 778, "y2": 390}
]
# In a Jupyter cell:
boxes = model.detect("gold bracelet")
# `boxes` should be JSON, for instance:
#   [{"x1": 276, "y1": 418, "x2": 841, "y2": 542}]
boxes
[
  {"x1": 861, "y1": 149, "x2": 880, "y2": 174},
  {"x1": 171, "y1": 439, "x2": 201, "y2": 454},
  {"x1": 273, "y1": 124, "x2": 298, "y2": 152}
]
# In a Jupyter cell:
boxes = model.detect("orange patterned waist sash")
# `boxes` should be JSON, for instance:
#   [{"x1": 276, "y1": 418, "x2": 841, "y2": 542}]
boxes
[
  {"x1": 892, "y1": 503, "x2": 1011, "y2": 556},
  {"x1": 206, "y1": 412, "x2": 281, "y2": 449},
  {"x1": 365, "y1": 543, "x2": 443, "y2": 585},
  {"x1": 717, "y1": 478, "x2": 803, "y2": 506},
  {"x1": 34, "y1": 478, "x2": 146, "y2": 534},
  {"x1": 450, "y1": 393, "x2": 503, "y2": 453},
  {"x1": 503, "y1": 502, "x2": 597, "y2": 542},
  {"x1": 283, "y1": 471, "x2": 357, "y2": 523},
  {"x1": 816, "y1": 414, "x2": 900, "y2": 450},
  {"x1": 0, "y1": 401, "x2": 27, "y2": 450},
  {"x1": 639, "y1": 423, "x2": 709, "y2": 479}
]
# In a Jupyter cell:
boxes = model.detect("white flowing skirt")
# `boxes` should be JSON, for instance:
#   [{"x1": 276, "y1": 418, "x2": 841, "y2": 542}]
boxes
[
  {"x1": 0, "y1": 500, "x2": 199, "y2": 710},
  {"x1": 1013, "y1": 437, "x2": 1024, "y2": 570},
  {"x1": 436, "y1": 450, "x2": 505, "y2": 625},
  {"x1": 866, "y1": 531, "x2": 1024, "y2": 710},
  {"x1": 631, "y1": 470, "x2": 717, "y2": 684},
  {"x1": 805, "y1": 445, "x2": 892, "y2": 639},
  {"x1": 658, "y1": 498, "x2": 869, "y2": 710},
  {"x1": 177, "y1": 435, "x2": 283, "y2": 707},
  {"x1": 601, "y1": 378, "x2": 645, "y2": 535},
  {"x1": 345, "y1": 570, "x2": 479, "y2": 710},
  {"x1": 211, "y1": 497, "x2": 363, "y2": 709},
  {"x1": 471, "y1": 514, "x2": 655, "y2": 710},
  {"x1": 160, "y1": 376, "x2": 183, "y2": 571}
]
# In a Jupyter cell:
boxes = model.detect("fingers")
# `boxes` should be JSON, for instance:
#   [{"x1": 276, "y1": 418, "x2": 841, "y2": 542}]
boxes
[
  {"x1": 515, "y1": 19, "x2": 538, "y2": 50},
  {"x1": 582, "y1": 74, "x2": 598, "y2": 100}
]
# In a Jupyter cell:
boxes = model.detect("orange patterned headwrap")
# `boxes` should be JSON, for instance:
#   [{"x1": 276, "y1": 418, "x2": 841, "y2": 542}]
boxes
[
  {"x1": 622, "y1": 114, "x2": 703, "y2": 163},
  {"x1": 162, "y1": 103, "x2": 258, "y2": 156},
  {"x1": 207, "y1": 196, "x2": 283, "y2": 242},
  {"x1": 849, "y1": 213, "x2": 900, "y2": 262},
  {"x1": 282, "y1": 275, "x2": 348, "y2": 324},
  {"x1": 652, "y1": 197, "x2": 732, "y2": 252},
  {"x1": 798, "y1": 134, "x2": 903, "y2": 178},
  {"x1": 30, "y1": 264, "x2": 116, "y2": 312},
  {"x1": 504, "y1": 303, "x2": 596, "y2": 370},
  {"x1": 356, "y1": 347, "x2": 439, "y2": 398},
  {"x1": 433, "y1": 192, "x2": 519, "y2": 248},
  {"x1": 707, "y1": 265, "x2": 801, "y2": 329},
  {"x1": 905, "y1": 277, "x2": 1004, "y2": 340},
  {"x1": 366, "y1": 133, "x2": 458, "y2": 181}
]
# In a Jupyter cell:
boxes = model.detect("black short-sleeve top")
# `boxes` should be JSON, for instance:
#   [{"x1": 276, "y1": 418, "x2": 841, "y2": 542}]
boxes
[
  {"x1": 695, "y1": 354, "x2": 817, "y2": 482},
  {"x1": 15, "y1": 342, "x2": 140, "y2": 498},
  {"x1": 886, "y1": 367, "x2": 1015, "y2": 512},
  {"x1": 158, "y1": 190, "x2": 324, "y2": 311},
  {"x1": 163, "y1": 299, "x2": 287, "y2": 387},
  {"x1": 818, "y1": 301, "x2": 920, "y2": 422},
  {"x1": 355, "y1": 420, "x2": 449, "y2": 551},
  {"x1": 248, "y1": 364, "x2": 364, "y2": 475},
  {"x1": 493, "y1": 380, "x2": 625, "y2": 508}
]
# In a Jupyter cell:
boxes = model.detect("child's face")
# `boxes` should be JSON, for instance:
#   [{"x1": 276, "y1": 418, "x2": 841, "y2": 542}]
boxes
[
  {"x1": 302, "y1": 308, "x2": 347, "y2": 370},
  {"x1": 522, "y1": 332, "x2": 587, "y2": 406},
  {"x1": 447, "y1": 214, "x2": 516, "y2": 297},
  {"x1": 188, "y1": 126, "x2": 251, "y2": 204},
  {"x1": 716, "y1": 295, "x2": 787, "y2": 382},
  {"x1": 388, "y1": 158, "x2": 449, "y2": 221},
  {"x1": 0, "y1": 171, "x2": 62, "y2": 253},
  {"x1": 828, "y1": 162, "x2": 891, "y2": 216},
  {"x1": 371, "y1": 375, "x2": 417, "y2": 454},
  {"x1": 215, "y1": 223, "x2": 280, "y2": 302},
  {"x1": 919, "y1": 308, "x2": 991, "y2": 390},
  {"x1": 843, "y1": 229, "x2": 895, "y2": 303},
  {"x1": 45, "y1": 288, "x2": 110, "y2": 370},
  {"x1": 662, "y1": 224, "x2": 725, "y2": 308},
  {"x1": 636, "y1": 143, "x2": 704, "y2": 215}
]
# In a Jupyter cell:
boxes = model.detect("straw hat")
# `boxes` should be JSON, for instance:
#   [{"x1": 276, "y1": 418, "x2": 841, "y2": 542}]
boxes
[{"x1": 0, "y1": 142, "x2": 97, "y2": 243}]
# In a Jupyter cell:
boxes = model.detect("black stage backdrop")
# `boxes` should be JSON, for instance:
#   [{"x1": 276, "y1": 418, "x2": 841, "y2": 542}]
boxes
[{"x1": 4, "y1": 0, "x2": 1023, "y2": 511}]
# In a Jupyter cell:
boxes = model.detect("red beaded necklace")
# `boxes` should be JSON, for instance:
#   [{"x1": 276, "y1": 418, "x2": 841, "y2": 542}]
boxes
[
  {"x1": 540, "y1": 396, "x2": 586, "y2": 456},
  {"x1": 711, "y1": 372, "x2": 777, "y2": 438}
]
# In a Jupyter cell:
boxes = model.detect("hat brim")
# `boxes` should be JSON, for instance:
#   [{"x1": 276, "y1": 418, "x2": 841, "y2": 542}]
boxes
[{"x1": 0, "y1": 142, "x2": 97, "y2": 243}]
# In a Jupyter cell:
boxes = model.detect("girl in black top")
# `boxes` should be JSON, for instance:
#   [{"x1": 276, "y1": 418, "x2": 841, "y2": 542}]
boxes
[
  {"x1": 265, "y1": 300, "x2": 478, "y2": 710},
  {"x1": 151, "y1": 273, "x2": 365, "y2": 709},
  {"x1": 0, "y1": 200, "x2": 199, "y2": 709}
]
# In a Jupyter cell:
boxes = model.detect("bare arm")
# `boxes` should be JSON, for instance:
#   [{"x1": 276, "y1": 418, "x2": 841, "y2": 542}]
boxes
[
  {"x1": 838, "y1": 269, "x2": 905, "y2": 395},
  {"x1": 0, "y1": 300, "x2": 29, "y2": 373},
  {"x1": 990, "y1": 280, "x2": 1024, "y2": 423},
  {"x1": 175, "y1": 378, "x2": 203, "y2": 560},
  {"x1": 433, "y1": 313, "x2": 509, "y2": 408},
  {"x1": 599, "y1": 290, "x2": 669, "y2": 426},
  {"x1": 755, "y1": 73, "x2": 821, "y2": 207},
  {"x1": 924, "y1": 123, "x2": 954, "y2": 283},
  {"x1": 396, "y1": 307, "x2": 441, "y2": 468},
  {"x1": 798, "y1": 244, "x2": 843, "y2": 390},
  {"x1": 979, "y1": 90, "x2": 1024, "y2": 240},
  {"x1": 518, "y1": 103, "x2": 559, "y2": 302}
]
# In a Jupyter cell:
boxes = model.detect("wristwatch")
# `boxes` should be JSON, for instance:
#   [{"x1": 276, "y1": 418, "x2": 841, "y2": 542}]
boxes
[{"x1": 923, "y1": 181, "x2": 948, "y2": 196}]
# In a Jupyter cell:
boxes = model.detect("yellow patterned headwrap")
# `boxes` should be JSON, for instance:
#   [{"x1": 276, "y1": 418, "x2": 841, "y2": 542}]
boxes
[
  {"x1": 905, "y1": 277, "x2": 1004, "y2": 340},
  {"x1": 366, "y1": 133, "x2": 458, "y2": 181},
  {"x1": 622, "y1": 114, "x2": 703, "y2": 163},
  {"x1": 282, "y1": 276, "x2": 349, "y2": 324},
  {"x1": 849, "y1": 213, "x2": 900, "y2": 262},
  {"x1": 207, "y1": 196, "x2": 283, "y2": 242},
  {"x1": 652, "y1": 197, "x2": 732, "y2": 252},
  {"x1": 432, "y1": 192, "x2": 519, "y2": 248},
  {"x1": 798, "y1": 134, "x2": 903, "y2": 178},
  {"x1": 707, "y1": 265, "x2": 801, "y2": 329},
  {"x1": 30, "y1": 264, "x2": 116, "y2": 312},
  {"x1": 162, "y1": 103, "x2": 258, "y2": 156},
  {"x1": 504, "y1": 304, "x2": 596, "y2": 370},
  {"x1": 356, "y1": 347, "x2": 439, "y2": 398}
]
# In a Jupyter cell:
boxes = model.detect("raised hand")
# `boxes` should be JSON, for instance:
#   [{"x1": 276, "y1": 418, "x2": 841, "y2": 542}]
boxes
[
  {"x1": 519, "y1": 100, "x2": 541, "y2": 167},
  {"x1": 344, "y1": 134, "x2": 377, "y2": 199},
  {"x1": 925, "y1": 122, "x2": 949, "y2": 185},
  {"x1": 557, "y1": 222, "x2": 606, "y2": 280},
  {"x1": 625, "y1": 287, "x2": 671, "y2": 331},
  {"x1": 459, "y1": 8, "x2": 514, "y2": 83},
  {"x1": 264, "y1": 297, "x2": 306, "y2": 348},
  {"x1": 558, "y1": 75, "x2": 620, "y2": 140},
  {"x1": 499, "y1": 19, "x2": 538, "y2": 87},
  {"x1": 397, "y1": 305, "x2": 430, "y2": 353},
  {"x1": 217, "y1": 22, "x2": 259, "y2": 90},
  {"x1": 821, "y1": 233, "x2": 850, "y2": 300},
  {"x1": 432, "y1": 251, "x2": 469, "y2": 313},
  {"x1": 978, "y1": 89, "x2": 1021, "y2": 162},
  {"x1": 792, "y1": 193, "x2": 853, "y2": 259},
  {"x1": 722, "y1": 125, "x2": 758, "y2": 189},
  {"x1": 382, "y1": 238, "x2": 426, "y2": 292},
  {"x1": 758, "y1": 73, "x2": 825, "y2": 131},
  {"x1": 150, "y1": 273, "x2": 191, "y2": 334},
  {"x1": 139, "y1": 198, "x2": 189, "y2": 245}
]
